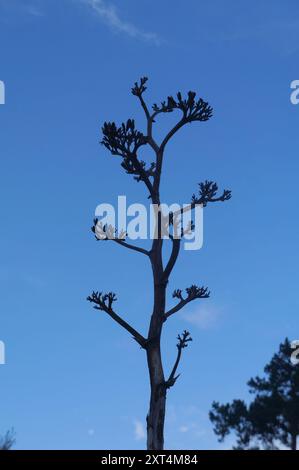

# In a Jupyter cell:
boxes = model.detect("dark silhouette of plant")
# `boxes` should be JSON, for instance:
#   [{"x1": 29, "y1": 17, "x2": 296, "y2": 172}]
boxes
[
  {"x1": 210, "y1": 338, "x2": 299, "y2": 450},
  {"x1": 0, "y1": 429, "x2": 16, "y2": 450},
  {"x1": 87, "y1": 77, "x2": 231, "y2": 449}
]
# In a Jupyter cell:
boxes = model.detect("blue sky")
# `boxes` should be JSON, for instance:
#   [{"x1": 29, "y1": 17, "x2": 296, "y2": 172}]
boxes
[{"x1": 0, "y1": 0, "x2": 298, "y2": 450}]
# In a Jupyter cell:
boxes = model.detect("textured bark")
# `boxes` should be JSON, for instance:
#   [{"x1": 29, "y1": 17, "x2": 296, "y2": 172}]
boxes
[
  {"x1": 291, "y1": 433, "x2": 297, "y2": 450},
  {"x1": 146, "y1": 242, "x2": 167, "y2": 450},
  {"x1": 146, "y1": 344, "x2": 167, "y2": 450}
]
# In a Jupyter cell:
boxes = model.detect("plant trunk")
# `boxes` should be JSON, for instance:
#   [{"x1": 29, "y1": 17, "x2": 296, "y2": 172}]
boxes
[
  {"x1": 291, "y1": 433, "x2": 297, "y2": 450},
  {"x1": 146, "y1": 246, "x2": 167, "y2": 450},
  {"x1": 146, "y1": 343, "x2": 167, "y2": 450}
]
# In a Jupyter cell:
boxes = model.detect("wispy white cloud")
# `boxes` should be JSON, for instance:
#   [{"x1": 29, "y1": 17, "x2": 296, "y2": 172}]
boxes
[
  {"x1": 0, "y1": 0, "x2": 44, "y2": 18},
  {"x1": 81, "y1": 0, "x2": 160, "y2": 45},
  {"x1": 134, "y1": 419, "x2": 146, "y2": 441},
  {"x1": 0, "y1": 0, "x2": 161, "y2": 44},
  {"x1": 0, "y1": 267, "x2": 46, "y2": 288},
  {"x1": 183, "y1": 304, "x2": 221, "y2": 330},
  {"x1": 179, "y1": 425, "x2": 189, "y2": 433},
  {"x1": 178, "y1": 423, "x2": 206, "y2": 437},
  {"x1": 25, "y1": 4, "x2": 44, "y2": 17},
  {"x1": 166, "y1": 403, "x2": 209, "y2": 446}
]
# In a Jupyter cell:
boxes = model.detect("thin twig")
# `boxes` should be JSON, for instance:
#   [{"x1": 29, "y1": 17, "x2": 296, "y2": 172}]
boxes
[
  {"x1": 87, "y1": 292, "x2": 147, "y2": 348},
  {"x1": 113, "y1": 239, "x2": 150, "y2": 256},
  {"x1": 165, "y1": 331, "x2": 192, "y2": 388}
]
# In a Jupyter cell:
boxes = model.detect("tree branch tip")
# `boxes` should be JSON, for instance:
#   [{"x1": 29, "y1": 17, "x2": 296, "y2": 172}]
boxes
[
  {"x1": 131, "y1": 77, "x2": 149, "y2": 96},
  {"x1": 87, "y1": 290, "x2": 117, "y2": 311},
  {"x1": 177, "y1": 330, "x2": 193, "y2": 349},
  {"x1": 152, "y1": 90, "x2": 213, "y2": 122},
  {"x1": 192, "y1": 180, "x2": 232, "y2": 207}
]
